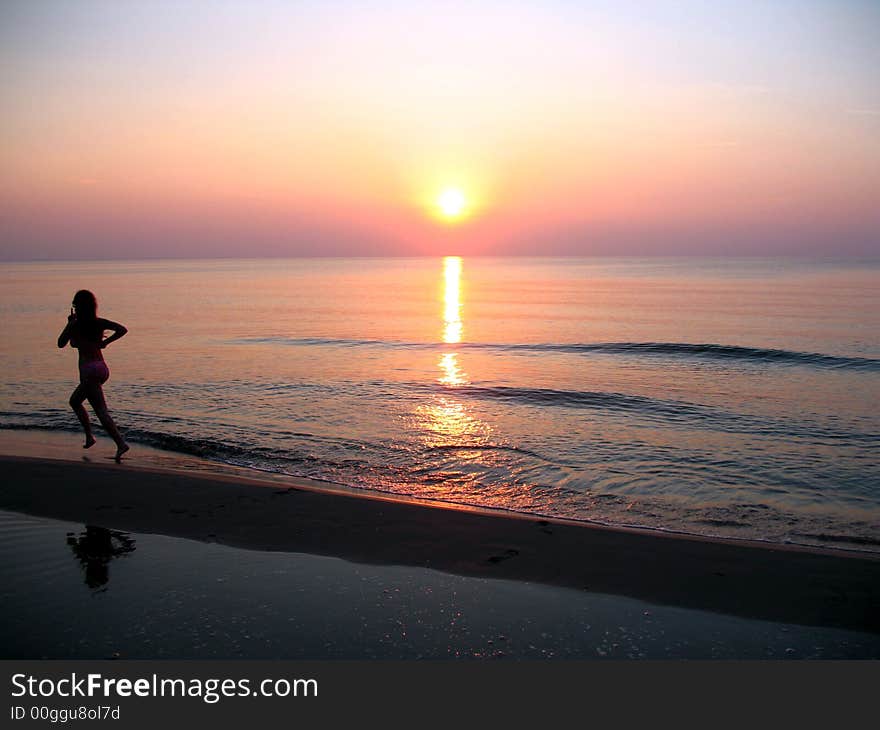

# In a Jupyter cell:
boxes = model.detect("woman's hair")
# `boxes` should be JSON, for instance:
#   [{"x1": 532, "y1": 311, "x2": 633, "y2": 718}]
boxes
[
  {"x1": 72, "y1": 290, "x2": 101, "y2": 341},
  {"x1": 73, "y1": 290, "x2": 97, "y2": 318}
]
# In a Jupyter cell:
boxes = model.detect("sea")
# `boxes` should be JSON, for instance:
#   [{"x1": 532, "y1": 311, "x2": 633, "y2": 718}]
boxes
[{"x1": 1, "y1": 256, "x2": 878, "y2": 553}]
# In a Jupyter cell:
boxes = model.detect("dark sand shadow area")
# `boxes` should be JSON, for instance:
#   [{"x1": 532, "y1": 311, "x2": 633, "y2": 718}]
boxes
[{"x1": 1, "y1": 452, "x2": 877, "y2": 635}]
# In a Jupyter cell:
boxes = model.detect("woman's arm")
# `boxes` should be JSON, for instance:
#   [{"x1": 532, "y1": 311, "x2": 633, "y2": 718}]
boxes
[
  {"x1": 57, "y1": 309, "x2": 75, "y2": 348},
  {"x1": 100, "y1": 319, "x2": 128, "y2": 349}
]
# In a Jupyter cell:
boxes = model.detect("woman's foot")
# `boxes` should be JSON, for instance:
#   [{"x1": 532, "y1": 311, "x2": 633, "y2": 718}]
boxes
[
  {"x1": 114, "y1": 442, "x2": 130, "y2": 463},
  {"x1": 83, "y1": 436, "x2": 96, "y2": 449}
]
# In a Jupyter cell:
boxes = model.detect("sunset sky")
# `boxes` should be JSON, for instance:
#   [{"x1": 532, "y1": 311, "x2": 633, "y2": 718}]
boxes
[{"x1": 2, "y1": 0, "x2": 878, "y2": 259}]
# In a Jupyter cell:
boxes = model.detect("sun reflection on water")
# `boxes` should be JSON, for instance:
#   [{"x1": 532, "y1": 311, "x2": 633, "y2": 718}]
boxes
[
  {"x1": 439, "y1": 255, "x2": 468, "y2": 388},
  {"x1": 442, "y1": 256, "x2": 462, "y2": 345},
  {"x1": 417, "y1": 397, "x2": 486, "y2": 445},
  {"x1": 439, "y1": 256, "x2": 467, "y2": 387},
  {"x1": 418, "y1": 256, "x2": 491, "y2": 450},
  {"x1": 438, "y1": 352, "x2": 465, "y2": 386}
]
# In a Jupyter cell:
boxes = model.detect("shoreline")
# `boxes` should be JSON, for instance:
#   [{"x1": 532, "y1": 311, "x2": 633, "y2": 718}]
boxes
[
  {"x1": 1, "y1": 432, "x2": 878, "y2": 635},
  {"x1": 2, "y1": 427, "x2": 875, "y2": 560}
]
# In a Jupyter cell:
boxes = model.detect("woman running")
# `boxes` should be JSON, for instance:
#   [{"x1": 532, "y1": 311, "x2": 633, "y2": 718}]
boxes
[{"x1": 57, "y1": 290, "x2": 130, "y2": 462}]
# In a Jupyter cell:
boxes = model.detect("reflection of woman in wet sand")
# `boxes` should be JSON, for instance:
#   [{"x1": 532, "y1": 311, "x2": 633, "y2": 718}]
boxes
[
  {"x1": 67, "y1": 525, "x2": 136, "y2": 590},
  {"x1": 57, "y1": 290, "x2": 129, "y2": 462}
]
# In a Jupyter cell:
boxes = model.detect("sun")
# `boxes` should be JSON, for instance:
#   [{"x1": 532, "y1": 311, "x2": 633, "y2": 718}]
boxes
[{"x1": 436, "y1": 187, "x2": 467, "y2": 221}]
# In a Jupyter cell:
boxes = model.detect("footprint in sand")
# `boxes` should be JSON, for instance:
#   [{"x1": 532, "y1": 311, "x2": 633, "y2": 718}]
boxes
[
  {"x1": 537, "y1": 519, "x2": 553, "y2": 535},
  {"x1": 488, "y1": 548, "x2": 520, "y2": 564}
]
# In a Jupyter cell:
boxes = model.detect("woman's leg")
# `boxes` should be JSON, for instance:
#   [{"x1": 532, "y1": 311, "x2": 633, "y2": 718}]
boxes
[
  {"x1": 69, "y1": 385, "x2": 95, "y2": 448},
  {"x1": 84, "y1": 382, "x2": 129, "y2": 461}
]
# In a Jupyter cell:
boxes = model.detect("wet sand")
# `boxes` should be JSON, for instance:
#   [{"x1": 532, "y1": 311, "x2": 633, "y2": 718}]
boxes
[{"x1": 1, "y1": 431, "x2": 878, "y2": 635}]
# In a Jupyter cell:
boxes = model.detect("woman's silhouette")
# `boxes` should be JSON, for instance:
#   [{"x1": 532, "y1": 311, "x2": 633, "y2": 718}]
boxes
[{"x1": 57, "y1": 290, "x2": 130, "y2": 461}]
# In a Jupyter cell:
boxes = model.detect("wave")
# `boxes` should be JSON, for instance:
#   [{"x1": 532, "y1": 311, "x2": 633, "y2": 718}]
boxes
[
  {"x1": 416, "y1": 383, "x2": 878, "y2": 443},
  {"x1": 233, "y1": 337, "x2": 880, "y2": 371},
  {"x1": 0, "y1": 419, "x2": 556, "y2": 466},
  {"x1": 0, "y1": 421, "x2": 258, "y2": 463},
  {"x1": 6, "y1": 371, "x2": 875, "y2": 446},
  {"x1": 790, "y1": 532, "x2": 880, "y2": 548},
  {"x1": 429, "y1": 384, "x2": 710, "y2": 419}
]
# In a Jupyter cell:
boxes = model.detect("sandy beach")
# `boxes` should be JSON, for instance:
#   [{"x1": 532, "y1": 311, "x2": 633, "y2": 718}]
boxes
[{"x1": 1, "y1": 430, "x2": 878, "y2": 641}]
